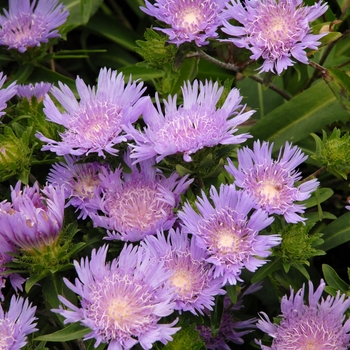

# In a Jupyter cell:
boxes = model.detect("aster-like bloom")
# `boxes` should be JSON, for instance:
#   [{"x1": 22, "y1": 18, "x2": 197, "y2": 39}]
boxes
[
  {"x1": 0, "y1": 72, "x2": 17, "y2": 117},
  {"x1": 141, "y1": 0, "x2": 227, "y2": 46},
  {"x1": 178, "y1": 184, "x2": 281, "y2": 285},
  {"x1": 256, "y1": 279, "x2": 350, "y2": 349},
  {"x1": 36, "y1": 67, "x2": 147, "y2": 158},
  {"x1": 221, "y1": 0, "x2": 328, "y2": 74},
  {"x1": 17, "y1": 82, "x2": 52, "y2": 101},
  {"x1": 0, "y1": 295, "x2": 37, "y2": 349},
  {"x1": 91, "y1": 150, "x2": 193, "y2": 241},
  {"x1": 125, "y1": 80, "x2": 253, "y2": 163},
  {"x1": 0, "y1": 181, "x2": 65, "y2": 250},
  {"x1": 54, "y1": 244, "x2": 179, "y2": 350},
  {"x1": 143, "y1": 228, "x2": 225, "y2": 315},
  {"x1": 47, "y1": 155, "x2": 109, "y2": 220},
  {"x1": 0, "y1": 0, "x2": 69, "y2": 53},
  {"x1": 226, "y1": 140, "x2": 319, "y2": 223}
]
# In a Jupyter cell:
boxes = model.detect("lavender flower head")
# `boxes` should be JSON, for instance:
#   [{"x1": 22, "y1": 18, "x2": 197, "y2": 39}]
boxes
[
  {"x1": 178, "y1": 184, "x2": 281, "y2": 285},
  {"x1": 0, "y1": 295, "x2": 37, "y2": 350},
  {"x1": 141, "y1": 0, "x2": 228, "y2": 46},
  {"x1": 0, "y1": 0, "x2": 69, "y2": 53},
  {"x1": 47, "y1": 155, "x2": 109, "y2": 220},
  {"x1": 91, "y1": 150, "x2": 193, "y2": 242},
  {"x1": 36, "y1": 68, "x2": 147, "y2": 158},
  {"x1": 126, "y1": 80, "x2": 254, "y2": 163},
  {"x1": 221, "y1": 0, "x2": 328, "y2": 74},
  {"x1": 143, "y1": 228, "x2": 226, "y2": 315},
  {"x1": 226, "y1": 141, "x2": 319, "y2": 223},
  {"x1": 17, "y1": 82, "x2": 52, "y2": 101},
  {"x1": 0, "y1": 181, "x2": 65, "y2": 250},
  {"x1": 54, "y1": 244, "x2": 179, "y2": 350},
  {"x1": 256, "y1": 279, "x2": 350, "y2": 349},
  {"x1": 0, "y1": 72, "x2": 17, "y2": 117}
]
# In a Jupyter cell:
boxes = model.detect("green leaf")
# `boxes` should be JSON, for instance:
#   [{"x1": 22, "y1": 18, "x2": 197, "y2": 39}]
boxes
[
  {"x1": 225, "y1": 284, "x2": 238, "y2": 304},
  {"x1": 162, "y1": 324, "x2": 204, "y2": 350},
  {"x1": 251, "y1": 259, "x2": 282, "y2": 283},
  {"x1": 246, "y1": 81, "x2": 350, "y2": 151},
  {"x1": 319, "y1": 212, "x2": 350, "y2": 251},
  {"x1": 301, "y1": 187, "x2": 334, "y2": 209},
  {"x1": 25, "y1": 272, "x2": 49, "y2": 293},
  {"x1": 322, "y1": 68, "x2": 350, "y2": 114},
  {"x1": 322, "y1": 264, "x2": 349, "y2": 293},
  {"x1": 34, "y1": 323, "x2": 90, "y2": 342}
]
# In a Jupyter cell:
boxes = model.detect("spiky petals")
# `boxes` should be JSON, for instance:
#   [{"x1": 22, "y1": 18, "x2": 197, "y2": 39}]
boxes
[
  {"x1": 17, "y1": 82, "x2": 52, "y2": 101},
  {"x1": 0, "y1": 72, "x2": 17, "y2": 118},
  {"x1": 0, "y1": 295, "x2": 37, "y2": 350},
  {"x1": 226, "y1": 140, "x2": 319, "y2": 223},
  {"x1": 144, "y1": 228, "x2": 225, "y2": 315},
  {"x1": 90, "y1": 152, "x2": 193, "y2": 242},
  {"x1": 47, "y1": 155, "x2": 109, "y2": 219},
  {"x1": 0, "y1": 181, "x2": 65, "y2": 250},
  {"x1": 256, "y1": 280, "x2": 350, "y2": 349},
  {"x1": 36, "y1": 67, "x2": 147, "y2": 158},
  {"x1": 54, "y1": 244, "x2": 179, "y2": 350},
  {"x1": 221, "y1": 0, "x2": 328, "y2": 74},
  {"x1": 178, "y1": 184, "x2": 280, "y2": 285},
  {"x1": 141, "y1": 0, "x2": 227, "y2": 46},
  {"x1": 126, "y1": 80, "x2": 253, "y2": 163},
  {"x1": 0, "y1": 0, "x2": 69, "y2": 53}
]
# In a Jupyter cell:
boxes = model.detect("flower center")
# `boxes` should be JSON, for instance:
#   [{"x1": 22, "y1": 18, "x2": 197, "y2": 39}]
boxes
[
  {"x1": 181, "y1": 7, "x2": 201, "y2": 28},
  {"x1": 257, "y1": 181, "x2": 282, "y2": 201},
  {"x1": 73, "y1": 172, "x2": 100, "y2": 199},
  {"x1": 107, "y1": 297, "x2": 134, "y2": 325},
  {"x1": 216, "y1": 227, "x2": 240, "y2": 253},
  {"x1": 170, "y1": 268, "x2": 193, "y2": 294}
]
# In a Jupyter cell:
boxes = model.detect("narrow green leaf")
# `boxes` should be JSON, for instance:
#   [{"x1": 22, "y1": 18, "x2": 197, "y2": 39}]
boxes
[
  {"x1": 322, "y1": 264, "x2": 349, "y2": 293},
  {"x1": 34, "y1": 323, "x2": 90, "y2": 342},
  {"x1": 301, "y1": 187, "x2": 334, "y2": 209},
  {"x1": 25, "y1": 273, "x2": 48, "y2": 293},
  {"x1": 251, "y1": 259, "x2": 282, "y2": 283}
]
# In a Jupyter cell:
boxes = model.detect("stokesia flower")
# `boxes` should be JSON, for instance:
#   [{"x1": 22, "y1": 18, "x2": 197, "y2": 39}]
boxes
[
  {"x1": 54, "y1": 244, "x2": 179, "y2": 350},
  {"x1": 141, "y1": 0, "x2": 228, "y2": 46},
  {"x1": 47, "y1": 155, "x2": 109, "y2": 220},
  {"x1": 0, "y1": 0, "x2": 69, "y2": 53},
  {"x1": 225, "y1": 140, "x2": 319, "y2": 223},
  {"x1": 0, "y1": 295, "x2": 37, "y2": 350},
  {"x1": 143, "y1": 228, "x2": 226, "y2": 315},
  {"x1": 91, "y1": 150, "x2": 193, "y2": 242},
  {"x1": 178, "y1": 184, "x2": 281, "y2": 285},
  {"x1": 17, "y1": 82, "x2": 52, "y2": 101},
  {"x1": 36, "y1": 67, "x2": 147, "y2": 158},
  {"x1": 256, "y1": 279, "x2": 350, "y2": 349},
  {"x1": 221, "y1": 0, "x2": 328, "y2": 74},
  {"x1": 125, "y1": 79, "x2": 254, "y2": 163},
  {"x1": 0, "y1": 181, "x2": 65, "y2": 250},
  {"x1": 0, "y1": 72, "x2": 17, "y2": 117}
]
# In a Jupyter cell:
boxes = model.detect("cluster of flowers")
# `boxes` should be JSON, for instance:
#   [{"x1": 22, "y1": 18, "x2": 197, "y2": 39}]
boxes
[{"x1": 0, "y1": 0, "x2": 349, "y2": 349}]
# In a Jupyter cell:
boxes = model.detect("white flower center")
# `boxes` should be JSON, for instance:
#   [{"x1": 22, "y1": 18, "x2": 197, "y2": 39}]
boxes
[
  {"x1": 182, "y1": 8, "x2": 200, "y2": 26},
  {"x1": 107, "y1": 297, "x2": 133, "y2": 324},
  {"x1": 216, "y1": 228, "x2": 240, "y2": 254},
  {"x1": 170, "y1": 268, "x2": 193, "y2": 294},
  {"x1": 258, "y1": 181, "x2": 281, "y2": 201}
]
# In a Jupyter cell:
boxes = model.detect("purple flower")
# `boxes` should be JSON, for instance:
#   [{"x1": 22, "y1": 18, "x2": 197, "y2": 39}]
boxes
[
  {"x1": 0, "y1": 181, "x2": 65, "y2": 250},
  {"x1": 125, "y1": 80, "x2": 254, "y2": 163},
  {"x1": 36, "y1": 67, "x2": 147, "y2": 158},
  {"x1": 141, "y1": 0, "x2": 228, "y2": 46},
  {"x1": 17, "y1": 82, "x2": 52, "y2": 101},
  {"x1": 221, "y1": 0, "x2": 328, "y2": 74},
  {"x1": 256, "y1": 279, "x2": 350, "y2": 349},
  {"x1": 0, "y1": 72, "x2": 17, "y2": 117},
  {"x1": 90, "y1": 151, "x2": 193, "y2": 242},
  {"x1": 0, "y1": 0, "x2": 69, "y2": 53},
  {"x1": 47, "y1": 155, "x2": 109, "y2": 220},
  {"x1": 178, "y1": 184, "x2": 281, "y2": 285},
  {"x1": 0, "y1": 295, "x2": 37, "y2": 350},
  {"x1": 226, "y1": 141, "x2": 319, "y2": 223},
  {"x1": 143, "y1": 228, "x2": 225, "y2": 315},
  {"x1": 54, "y1": 244, "x2": 179, "y2": 350}
]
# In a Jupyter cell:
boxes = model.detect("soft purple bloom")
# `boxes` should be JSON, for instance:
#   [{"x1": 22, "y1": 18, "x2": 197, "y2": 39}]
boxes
[
  {"x1": 47, "y1": 155, "x2": 109, "y2": 220},
  {"x1": 0, "y1": 0, "x2": 69, "y2": 53},
  {"x1": 226, "y1": 140, "x2": 319, "y2": 223},
  {"x1": 36, "y1": 68, "x2": 147, "y2": 158},
  {"x1": 256, "y1": 279, "x2": 350, "y2": 349},
  {"x1": 125, "y1": 80, "x2": 254, "y2": 163},
  {"x1": 0, "y1": 181, "x2": 65, "y2": 250},
  {"x1": 221, "y1": 0, "x2": 328, "y2": 74},
  {"x1": 0, "y1": 295, "x2": 37, "y2": 350},
  {"x1": 178, "y1": 184, "x2": 281, "y2": 285},
  {"x1": 141, "y1": 0, "x2": 228, "y2": 46},
  {"x1": 54, "y1": 244, "x2": 179, "y2": 350},
  {"x1": 0, "y1": 72, "x2": 17, "y2": 117},
  {"x1": 17, "y1": 82, "x2": 52, "y2": 101},
  {"x1": 143, "y1": 228, "x2": 226, "y2": 315},
  {"x1": 90, "y1": 151, "x2": 193, "y2": 242}
]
